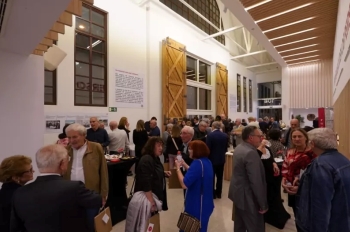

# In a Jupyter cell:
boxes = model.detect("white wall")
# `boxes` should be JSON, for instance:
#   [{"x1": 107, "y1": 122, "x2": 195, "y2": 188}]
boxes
[
  {"x1": 281, "y1": 67, "x2": 290, "y2": 123},
  {"x1": 333, "y1": 0, "x2": 350, "y2": 103},
  {"x1": 45, "y1": 0, "x2": 256, "y2": 144},
  {"x1": 256, "y1": 70, "x2": 282, "y2": 83},
  {"x1": 290, "y1": 108, "x2": 318, "y2": 128},
  {"x1": 0, "y1": 51, "x2": 45, "y2": 178}
]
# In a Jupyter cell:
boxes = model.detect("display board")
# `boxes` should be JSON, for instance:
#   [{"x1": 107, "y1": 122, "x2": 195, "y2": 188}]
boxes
[{"x1": 45, "y1": 113, "x2": 109, "y2": 133}]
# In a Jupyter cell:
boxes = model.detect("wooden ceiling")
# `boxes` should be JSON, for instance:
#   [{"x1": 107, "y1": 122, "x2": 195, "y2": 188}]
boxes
[
  {"x1": 32, "y1": 0, "x2": 94, "y2": 56},
  {"x1": 240, "y1": 0, "x2": 339, "y2": 65}
]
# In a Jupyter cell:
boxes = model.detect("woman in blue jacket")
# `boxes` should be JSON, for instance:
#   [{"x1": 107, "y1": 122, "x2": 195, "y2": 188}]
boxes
[{"x1": 175, "y1": 140, "x2": 214, "y2": 232}]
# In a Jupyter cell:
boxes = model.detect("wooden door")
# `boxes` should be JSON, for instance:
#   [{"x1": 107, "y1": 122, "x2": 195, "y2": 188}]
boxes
[
  {"x1": 216, "y1": 62, "x2": 228, "y2": 116},
  {"x1": 162, "y1": 37, "x2": 187, "y2": 128}
]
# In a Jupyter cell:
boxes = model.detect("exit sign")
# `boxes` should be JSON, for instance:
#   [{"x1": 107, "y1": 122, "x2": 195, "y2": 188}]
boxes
[{"x1": 109, "y1": 107, "x2": 117, "y2": 112}]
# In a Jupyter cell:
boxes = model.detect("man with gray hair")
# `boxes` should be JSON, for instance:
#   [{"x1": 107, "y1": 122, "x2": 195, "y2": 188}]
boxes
[
  {"x1": 193, "y1": 120, "x2": 208, "y2": 142},
  {"x1": 294, "y1": 128, "x2": 350, "y2": 232},
  {"x1": 228, "y1": 126, "x2": 267, "y2": 232},
  {"x1": 65, "y1": 123, "x2": 108, "y2": 231},
  {"x1": 11, "y1": 144, "x2": 102, "y2": 232}
]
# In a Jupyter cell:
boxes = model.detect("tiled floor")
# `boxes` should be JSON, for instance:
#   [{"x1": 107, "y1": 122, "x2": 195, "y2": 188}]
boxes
[{"x1": 112, "y1": 176, "x2": 297, "y2": 232}]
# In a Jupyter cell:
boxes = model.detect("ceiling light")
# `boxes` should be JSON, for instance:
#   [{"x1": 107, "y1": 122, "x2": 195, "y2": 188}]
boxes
[
  {"x1": 79, "y1": 25, "x2": 85, "y2": 29},
  {"x1": 263, "y1": 17, "x2": 315, "y2": 33},
  {"x1": 288, "y1": 59, "x2": 320, "y2": 66},
  {"x1": 87, "y1": 40, "x2": 101, "y2": 49},
  {"x1": 270, "y1": 28, "x2": 316, "y2": 41},
  {"x1": 245, "y1": 0, "x2": 272, "y2": 11},
  {"x1": 285, "y1": 55, "x2": 319, "y2": 62},
  {"x1": 255, "y1": 2, "x2": 314, "y2": 23},
  {"x1": 279, "y1": 44, "x2": 318, "y2": 53},
  {"x1": 282, "y1": 50, "x2": 319, "y2": 58},
  {"x1": 275, "y1": 37, "x2": 318, "y2": 48}
]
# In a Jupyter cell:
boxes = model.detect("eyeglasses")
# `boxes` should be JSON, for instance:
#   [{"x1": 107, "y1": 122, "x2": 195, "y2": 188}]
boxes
[{"x1": 251, "y1": 134, "x2": 264, "y2": 138}]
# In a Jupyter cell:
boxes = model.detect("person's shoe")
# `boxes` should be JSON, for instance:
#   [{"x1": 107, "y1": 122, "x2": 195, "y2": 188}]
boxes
[{"x1": 127, "y1": 171, "x2": 133, "y2": 176}]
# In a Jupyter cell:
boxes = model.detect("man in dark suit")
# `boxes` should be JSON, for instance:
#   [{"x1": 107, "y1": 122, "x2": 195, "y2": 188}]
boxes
[
  {"x1": 228, "y1": 126, "x2": 268, "y2": 232},
  {"x1": 206, "y1": 121, "x2": 228, "y2": 199},
  {"x1": 11, "y1": 144, "x2": 102, "y2": 232}
]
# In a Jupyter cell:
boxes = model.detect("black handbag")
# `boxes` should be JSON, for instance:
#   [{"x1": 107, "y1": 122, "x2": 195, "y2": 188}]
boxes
[{"x1": 177, "y1": 159, "x2": 204, "y2": 232}]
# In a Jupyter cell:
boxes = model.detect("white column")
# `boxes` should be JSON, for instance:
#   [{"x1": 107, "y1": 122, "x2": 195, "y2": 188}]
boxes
[
  {"x1": 281, "y1": 67, "x2": 290, "y2": 123},
  {"x1": 0, "y1": 51, "x2": 45, "y2": 178}
]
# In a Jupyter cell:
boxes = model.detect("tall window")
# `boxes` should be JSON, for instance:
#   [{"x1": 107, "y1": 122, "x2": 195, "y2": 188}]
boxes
[
  {"x1": 186, "y1": 56, "x2": 212, "y2": 111},
  {"x1": 243, "y1": 77, "x2": 247, "y2": 112},
  {"x1": 257, "y1": 81, "x2": 282, "y2": 106},
  {"x1": 74, "y1": 4, "x2": 107, "y2": 106},
  {"x1": 237, "y1": 74, "x2": 241, "y2": 112},
  {"x1": 249, "y1": 79, "x2": 252, "y2": 112},
  {"x1": 44, "y1": 70, "x2": 57, "y2": 105},
  {"x1": 160, "y1": 0, "x2": 225, "y2": 45}
]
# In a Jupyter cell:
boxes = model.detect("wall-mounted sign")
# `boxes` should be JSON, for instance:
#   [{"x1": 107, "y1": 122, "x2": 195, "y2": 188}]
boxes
[{"x1": 264, "y1": 99, "x2": 274, "y2": 103}]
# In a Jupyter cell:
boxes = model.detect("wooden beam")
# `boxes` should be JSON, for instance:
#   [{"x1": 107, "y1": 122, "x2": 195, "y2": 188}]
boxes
[
  {"x1": 40, "y1": 38, "x2": 53, "y2": 47},
  {"x1": 32, "y1": 50, "x2": 43, "y2": 56},
  {"x1": 58, "y1": 11, "x2": 73, "y2": 26},
  {"x1": 36, "y1": 44, "x2": 48, "y2": 52},
  {"x1": 66, "y1": 0, "x2": 82, "y2": 16},
  {"x1": 45, "y1": 31, "x2": 58, "y2": 41},
  {"x1": 51, "y1": 22, "x2": 65, "y2": 34},
  {"x1": 81, "y1": 0, "x2": 94, "y2": 5}
]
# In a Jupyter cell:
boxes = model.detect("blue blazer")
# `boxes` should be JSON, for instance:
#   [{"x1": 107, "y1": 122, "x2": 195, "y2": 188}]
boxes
[{"x1": 206, "y1": 130, "x2": 228, "y2": 165}]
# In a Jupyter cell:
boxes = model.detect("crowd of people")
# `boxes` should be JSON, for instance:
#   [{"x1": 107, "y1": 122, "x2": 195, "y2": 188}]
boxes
[{"x1": 0, "y1": 114, "x2": 349, "y2": 232}]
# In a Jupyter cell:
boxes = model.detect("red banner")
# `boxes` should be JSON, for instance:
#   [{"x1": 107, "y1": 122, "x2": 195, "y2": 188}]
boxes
[{"x1": 318, "y1": 108, "x2": 325, "y2": 128}]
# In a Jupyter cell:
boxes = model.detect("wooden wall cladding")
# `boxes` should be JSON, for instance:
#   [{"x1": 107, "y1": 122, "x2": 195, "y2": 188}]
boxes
[{"x1": 333, "y1": 79, "x2": 350, "y2": 159}]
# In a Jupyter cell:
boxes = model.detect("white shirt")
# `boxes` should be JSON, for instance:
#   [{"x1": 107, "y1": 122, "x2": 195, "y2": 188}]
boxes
[
  {"x1": 40, "y1": 173, "x2": 61, "y2": 176},
  {"x1": 71, "y1": 142, "x2": 87, "y2": 183},
  {"x1": 108, "y1": 129, "x2": 130, "y2": 153}
]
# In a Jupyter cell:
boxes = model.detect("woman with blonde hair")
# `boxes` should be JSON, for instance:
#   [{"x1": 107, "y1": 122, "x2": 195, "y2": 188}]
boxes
[
  {"x1": 0, "y1": 155, "x2": 34, "y2": 232},
  {"x1": 118, "y1": 117, "x2": 131, "y2": 140}
]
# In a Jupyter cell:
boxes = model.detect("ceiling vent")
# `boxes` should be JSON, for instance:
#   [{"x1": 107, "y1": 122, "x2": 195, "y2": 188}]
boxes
[{"x1": 0, "y1": 0, "x2": 12, "y2": 37}]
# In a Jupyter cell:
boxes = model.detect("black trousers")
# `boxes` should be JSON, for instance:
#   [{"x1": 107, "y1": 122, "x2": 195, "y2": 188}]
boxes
[{"x1": 212, "y1": 164, "x2": 224, "y2": 196}]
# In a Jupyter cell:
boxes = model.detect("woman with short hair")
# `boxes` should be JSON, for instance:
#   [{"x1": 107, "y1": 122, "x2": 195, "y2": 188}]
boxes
[
  {"x1": 175, "y1": 140, "x2": 214, "y2": 232},
  {"x1": 0, "y1": 155, "x2": 34, "y2": 232}
]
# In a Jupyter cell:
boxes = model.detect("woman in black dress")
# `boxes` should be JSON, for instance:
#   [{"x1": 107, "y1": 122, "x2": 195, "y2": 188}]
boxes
[
  {"x1": 257, "y1": 139, "x2": 290, "y2": 229},
  {"x1": 132, "y1": 120, "x2": 148, "y2": 170}
]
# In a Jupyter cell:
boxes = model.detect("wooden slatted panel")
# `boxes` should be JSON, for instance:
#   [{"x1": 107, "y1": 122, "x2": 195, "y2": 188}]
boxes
[
  {"x1": 66, "y1": 0, "x2": 83, "y2": 16},
  {"x1": 35, "y1": 44, "x2": 48, "y2": 52},
  {"x1": 40, "y1": 38, "x2": 53, "y2": 47},
  {"x1": 51, "y1": 22, "x2": 65, "y2": 34},
  {"x1": 58, "y1": 11, "x2": 73, "y2": 26},
  {"x1": 333, "y1": 79, "x2": 350, "y2": 159},
  {"x1": 32, "y1": 50, "x2": 44, "y2": 56},
  {"x1": 162, "y1": 37, "x2": 187, "y2": 128},
  {"x1": 216, "y1": 63, "x2": 228, "y2": 116},
  {"x1": 289, "y1": 60, "x2": 332, "y2": 108},
  {"x1": 240, "y1": 0, "x2": 338, "y2": 65},
  {"x1": 45, "y1": 31, "x2": 58, "y2": 41}
]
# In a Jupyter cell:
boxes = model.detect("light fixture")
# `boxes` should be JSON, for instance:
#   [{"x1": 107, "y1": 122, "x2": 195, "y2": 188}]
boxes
[
  {"x1": 279, "y1": 44, "x2": 318, "y2": 53},
  {"x1": 282, "y1": 50, "x2": 319, "y2": 58},
  {"x1": 245, "y1": 0, "x2": 272, "y2": 11},
  {"x1": 75, "y1": 62, "x2": 80, "y2": 65},
  {"x1": 270, "y1": 28, "x2": 316, "y2": 41},
  {"x1": 255, "y1": 3, "x2": 314, "y2": 23},
  {"x1": 288, "y1": 59, "x2": 320, "y2": 66},
  {"x1": 263, "y1": 17, "x2": 315, "y2": 33},
  {"x1": 275, "y1": 37, "x2": 318, "y2": 48},
  {"x1": 285, "y1": 55, "x2": 319, "y2": 62},
  {"x1": 79, "y1": 25, "x2": 85, "y2": 29},
  {"x1": 87, "y1": 40, "x2": 101, "y2": 49}
]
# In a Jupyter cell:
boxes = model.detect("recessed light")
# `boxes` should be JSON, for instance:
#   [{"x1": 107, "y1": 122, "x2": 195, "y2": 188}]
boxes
[
  {"x1": 79, "y1": 25, "x2": 85, "y2": 29},
  {"x1": 287, "y1": 59, "x2": 320, "y2": 66},
  {"x1": 255, "y1": 3, "x2": 314, "y2": 23},
  {"x1": 245, "y1": 0, "x2": 272, "y2": 11},
  {"x1": 279, "y1": 44, "x2": 318, "y2": 53},
  {"x1": 285, "y1": 55, "x2": 319, "y2": 62},
  {"x1": 282, "y1": 50, "x2": 319, "y2": 58},
  {"x1": 270, "y1": 28, "x2": 316, "y2": 41},
  {"x1": 263, "y1": 17, "x2": 315, "y2": 33},
  {"x1": 275, "y1": 37, "x2": 318, "y2": 48}
]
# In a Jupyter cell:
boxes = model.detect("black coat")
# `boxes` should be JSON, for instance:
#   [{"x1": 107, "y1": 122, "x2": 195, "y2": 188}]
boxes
[
  {"x1": 132, "y1": 129, "x2": 148, "y2": 158},
  {"x1": 11, "y1": 175, "x2": 102, "y2": 232},
  {"x1": 0, "y1": 182, "x2": 21, "y2": 232}
]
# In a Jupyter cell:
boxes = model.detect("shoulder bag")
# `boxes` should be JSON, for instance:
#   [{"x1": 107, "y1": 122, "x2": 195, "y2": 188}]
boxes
[
  {"x1": 177, "y1": 159, "x2": 204, "y2": 232},
  {"x1": 172, "y1": 137, "x2": 179, "y2": 151}
]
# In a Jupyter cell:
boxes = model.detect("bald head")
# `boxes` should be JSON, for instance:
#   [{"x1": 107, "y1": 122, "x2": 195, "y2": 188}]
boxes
[
  {"x1": 290, "y1": 119, "x2": 299, "y2": 130},
  {"x1": 109, "y1": 121, "x2": 118, "y2": 131}
]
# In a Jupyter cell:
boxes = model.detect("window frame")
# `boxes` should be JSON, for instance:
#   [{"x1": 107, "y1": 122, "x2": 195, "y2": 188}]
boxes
[
  {"x1": 249, "y1": 79, "x2": 252, "y2": 112},
  {"x1": 74, "y1": 4, "x2": 108, "y2": 107},
  {"x1": 243, "y1": 76, "x2": 247, "y2": 113},
  {"x1": 237, "y1": 74, "x2": 241, "y2": 112},
  {"x1": 44, "y1": 69, "x2": 57, "y2": 105}
]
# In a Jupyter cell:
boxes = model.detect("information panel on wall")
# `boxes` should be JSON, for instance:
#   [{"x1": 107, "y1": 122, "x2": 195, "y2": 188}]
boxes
[
  {"x1": 114, "y1": 69, "x2": 145, "y2": 108},
  {"x1": 45, "y1": 113, "x2": 109, "y2": 133},
  {"x1": 229, "y1": 94, "x2": 237, "y2": 113}
]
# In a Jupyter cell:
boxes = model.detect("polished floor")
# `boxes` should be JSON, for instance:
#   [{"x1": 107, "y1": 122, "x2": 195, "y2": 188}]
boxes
[{"x1": 112, "y1": 176, "x2": 297, "y2": 232}]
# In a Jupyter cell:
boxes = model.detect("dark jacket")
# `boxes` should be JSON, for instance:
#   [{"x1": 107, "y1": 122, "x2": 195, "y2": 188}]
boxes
[
  {"x1": 206, "y1": 130, "x2": 228, "y2": 165},
  {"x1": 11, "y1": 175, "x2": 102, "y2": 232},
  {"x1": 86, "y1": 128, "x2": 110, "y2": 147},
  {"x1": 165, "y1": 136, "x2": 182, "y2": 158},
  {"x1": 134, "y1": 155, "x2": 167, "y2": 210},
  {"x1": 0, "y1": 182, "x2": 21, "y2": 232},
  {"x1": 132, "y1": 129, "x2": 148, "y2": 158},
  {"x1": 296, "y1": 149, "x2": 350, "y2": 232},
  {"x1": 181, "y1": 140, "x2": 193, "y2": 166},
  {"x1": 282, "y1": 128, "x2": 292, "y2": 147},
  {"x1": 193, "y1": 127, "x2": 207, "y2": 143}
]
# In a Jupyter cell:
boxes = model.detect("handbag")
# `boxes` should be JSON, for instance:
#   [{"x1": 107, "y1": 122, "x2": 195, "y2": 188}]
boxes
[{"x1": 177, "y1": 159, "x2": 204, "y2": 232}]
